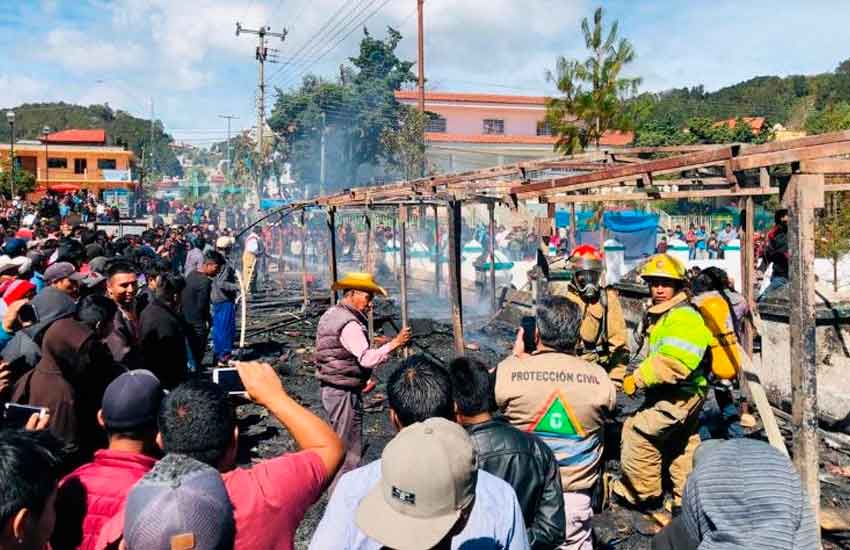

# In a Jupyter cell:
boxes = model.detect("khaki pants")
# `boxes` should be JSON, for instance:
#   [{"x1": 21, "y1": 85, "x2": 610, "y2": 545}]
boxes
[{"x1": 614, "y1": 392, "x2": 703, "y2": 507}]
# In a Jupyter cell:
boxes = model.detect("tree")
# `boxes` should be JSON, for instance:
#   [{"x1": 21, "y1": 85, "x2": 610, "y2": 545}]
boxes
[
  {"x1": 269, "y1": 27, "x2": 416, "y2": 193},
  {"x1": 381, "y1": 107, "x2": 427, "y2": 180},
  {"x1": 816, "y1": 192, "x2": 850, "y2": 292},
  {"x1": 806, "y1": 101, "x2": 850, "y2": 134},
  {"x1": 0, "y1": 157, "x2": 36, "y2": 198},
  {"x1": 545, "y1": 7, "x2": 641, "y2": 153}
]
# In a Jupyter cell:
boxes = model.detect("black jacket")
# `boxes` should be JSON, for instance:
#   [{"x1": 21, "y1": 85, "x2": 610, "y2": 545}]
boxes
[
  {"x1": 465, "y1": 417, "x2": 566, "y2": 550},
  {"x1": 139, "y1": 298, "x2": 189, "y2": 389},
  {"x1": 181, "y1": 270, "x2": 212, "y2": 327}
]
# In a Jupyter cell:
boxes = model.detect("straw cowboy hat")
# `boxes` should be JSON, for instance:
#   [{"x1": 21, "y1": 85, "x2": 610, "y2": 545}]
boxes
[{"x1": 332, "y1": 272, "x2": 388, "y2": 297}]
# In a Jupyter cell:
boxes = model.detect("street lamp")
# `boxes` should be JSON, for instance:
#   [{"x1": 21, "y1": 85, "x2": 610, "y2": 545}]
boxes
[
  {"x1": 42, "y1": 126, "x2": 51, "y2": 190},
  {"x1": 5, "y1": 111, "x2": 15, "y2": 201}
]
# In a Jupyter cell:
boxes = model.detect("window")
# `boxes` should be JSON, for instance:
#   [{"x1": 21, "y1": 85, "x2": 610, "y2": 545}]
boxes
[
  {"x1": 426, "y1": 115, "x2": 447, "y2": 133},
  {"x1": 536, "y1": 121, "x2": 552, "y2": 136},
  {"x1": 74, "y1": 158, "x2": 87, "y2": 174},
  {"x1": 483, "y1": 119, "x2": 504, "y2": 135},
  {"x1": 47, "y1": 157, "x2": 67, "y2": 169},
  {"x1": 97, "y1": 158, "x2": 117, "y2": 170}
]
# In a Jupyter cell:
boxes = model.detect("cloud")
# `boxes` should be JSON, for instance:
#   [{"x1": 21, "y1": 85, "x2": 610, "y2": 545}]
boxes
[
  {"x1": 0, "y1": 74, "x2": 52, "y2": 107},
  {"x1": 41, "y1": 28, "x2": 145, "y2": 73}
]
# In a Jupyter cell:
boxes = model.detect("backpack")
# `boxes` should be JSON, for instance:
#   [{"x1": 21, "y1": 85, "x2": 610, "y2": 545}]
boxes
[{"x1": 693, "y1": 294, "x2": 742, "y2": 380}]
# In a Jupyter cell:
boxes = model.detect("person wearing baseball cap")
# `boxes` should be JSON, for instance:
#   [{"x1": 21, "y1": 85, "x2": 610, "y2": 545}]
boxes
[
  {"x1": 44, "y1": 261, "x2": 85, "y2": 298},
  {"x1": 310, "y1": 355, "x2": 528, "y2": 550},
  {"x1": 52, "y1": 370, "x2": 164, "y2": 550},
  {"x1": 121, "y1": 453, "x2": 235, "y2": 550},
  {"x1": 356, "y1": 418, "x2": 478, "y2": 550}
]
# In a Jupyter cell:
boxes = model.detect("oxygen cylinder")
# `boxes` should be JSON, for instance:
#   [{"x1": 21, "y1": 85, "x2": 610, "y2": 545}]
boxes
[{"x1": 695, "y1": 294, "x2": 741, "y2": 380}]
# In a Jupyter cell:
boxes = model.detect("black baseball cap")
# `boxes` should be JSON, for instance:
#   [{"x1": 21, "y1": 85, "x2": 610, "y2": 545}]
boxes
[{"x1": 102, "y1": 370, "x2": 164, "y2": 430}]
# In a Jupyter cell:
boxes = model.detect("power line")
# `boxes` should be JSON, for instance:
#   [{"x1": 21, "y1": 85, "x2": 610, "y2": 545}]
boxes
[{"x1": 272, "y1": 0, "x2": 394, "y2": 90}]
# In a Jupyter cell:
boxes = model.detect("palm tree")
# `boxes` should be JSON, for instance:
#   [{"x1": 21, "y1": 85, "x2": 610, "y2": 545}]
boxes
[{"x1": 545, "y1": 7, "x2": 641, "y2": 153}]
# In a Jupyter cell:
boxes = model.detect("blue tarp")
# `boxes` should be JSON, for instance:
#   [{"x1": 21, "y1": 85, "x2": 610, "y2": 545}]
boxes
[
  {"x1": 260, "y1": 198, "x2": 290, "y2": 210},
  {"x1": 603, "y1": 210, "x2": 659, "y2": 260},
  {"x1": 555, "y1": 210, "x2": 596, "y2": 231}
]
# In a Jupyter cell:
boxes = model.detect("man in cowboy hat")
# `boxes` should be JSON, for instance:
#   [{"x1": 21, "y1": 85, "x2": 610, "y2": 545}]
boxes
[{"x1": 314, "y1": 272, "x2": 411, "y2": 486}]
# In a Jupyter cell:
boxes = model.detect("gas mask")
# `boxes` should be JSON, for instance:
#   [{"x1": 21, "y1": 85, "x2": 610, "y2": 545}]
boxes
[{"x1": 573, "y1": 269, "x2": 602, "y2": 300}]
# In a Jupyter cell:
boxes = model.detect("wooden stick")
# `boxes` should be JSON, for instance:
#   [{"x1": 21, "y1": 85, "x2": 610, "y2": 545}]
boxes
[
  {"x1": 300, "y1": 210, "x2": 309, "y2": 312},
  {"x1": 399, "y1": 206, "x2": 410, "y2": 358}
]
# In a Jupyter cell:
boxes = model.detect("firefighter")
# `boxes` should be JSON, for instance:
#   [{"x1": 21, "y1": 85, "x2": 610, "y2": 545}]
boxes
[
  {"x1": 563, "y1": 245, "x2": 629, "y2": 385},
  {"x1": 611, "y1": 253, "x2": 712, "y2": 517}
]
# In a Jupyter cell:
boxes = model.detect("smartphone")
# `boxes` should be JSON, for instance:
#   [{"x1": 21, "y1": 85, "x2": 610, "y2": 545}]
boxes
[
  {"x1": 212, "y1": 368, "x2": 246, "y2": 395},
  {"x1": 521, "y1": 316, "x2": 537, "y2": 353},
  {"x1": 3, "y1": 403, "x2": 47, "y2": 428},
  {"x1": 17, "y1": 303, "x2": 37, "y2": 325}
]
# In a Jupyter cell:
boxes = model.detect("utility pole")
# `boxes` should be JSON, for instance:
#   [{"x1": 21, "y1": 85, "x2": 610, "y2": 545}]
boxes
[
  {"x1": 236, "y1": 22, "x2": 286, "y2": 199},
  {"x1": 218, "y1": 115, "x2": 238, "y2": 186},
  {"x1": 416, "y1": 0, "x2": 426, "y2": 177},
  {"x1": 417, "y1": 0, "x2": 425, "y2": 114}
]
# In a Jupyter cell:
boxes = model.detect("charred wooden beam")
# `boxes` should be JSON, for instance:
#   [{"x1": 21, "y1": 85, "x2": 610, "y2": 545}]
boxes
[
  {"x1": 786, "y1": 173, "x2": 824, "y2": 525},
  {"x1": 446, "y1": 200, "x2": 465, "y2": 356},
  {"x1": 512, "y1": 147, "x2": 735, "y2": 197},
  {"x1": 546, "y1": 187, "x2": 778, "y2": 203},
  {"x1": 326, "y1": 207, "x2": 339, "y2": 305},
  {"x1": 300, "y1": 210, "x2": 309, "y2": 312},
  {"x1": 731, "y1": 140, "x2": 850, "y2": 171},
  {"x1": 488, "y1": 201, "x2": 497, "y2": 314},
  {"x1": 433, "y1": 204, "x2": 441, "y2": 297}
]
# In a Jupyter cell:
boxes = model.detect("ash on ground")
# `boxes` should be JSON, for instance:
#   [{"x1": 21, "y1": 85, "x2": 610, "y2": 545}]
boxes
[{"x1": 232, "y1": 283, "x2": 850, "y2": 550}]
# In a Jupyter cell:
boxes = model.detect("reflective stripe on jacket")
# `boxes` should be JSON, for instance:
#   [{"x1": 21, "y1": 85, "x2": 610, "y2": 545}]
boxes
[{"x1": 636, "y1": 295, "x2": 712, "y2": 396}]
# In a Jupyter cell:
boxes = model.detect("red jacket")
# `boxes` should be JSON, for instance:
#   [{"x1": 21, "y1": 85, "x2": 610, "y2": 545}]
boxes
[{"x1": 52, "y1": 449, "x2": 157, "y2": 550}]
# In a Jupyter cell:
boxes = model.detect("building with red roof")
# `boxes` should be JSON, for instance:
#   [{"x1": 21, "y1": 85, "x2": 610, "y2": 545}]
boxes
[
  {"x1": 0, "y1": 128, "x2": 136, "y2": 197},
  {"x1": 394, "y1": 90, "x2": 633, "y2": 172}
]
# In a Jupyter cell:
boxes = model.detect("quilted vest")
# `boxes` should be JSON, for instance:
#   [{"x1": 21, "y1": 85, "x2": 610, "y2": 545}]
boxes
[{"x1": 313, "y1": 304, "x2": 369, "y2": 389}]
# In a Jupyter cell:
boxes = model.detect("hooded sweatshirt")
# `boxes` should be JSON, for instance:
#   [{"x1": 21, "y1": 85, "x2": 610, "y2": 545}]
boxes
[
  {"x1": 12, "y1": 318, "x2": 122, "y2": 461},
  {"x1": 678, "y1": 439, "x2": 819, "y2": 550}
]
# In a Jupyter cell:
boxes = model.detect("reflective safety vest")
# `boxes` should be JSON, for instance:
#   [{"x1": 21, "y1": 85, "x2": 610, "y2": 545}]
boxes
[{"x1": 638, "y1": 299, "x2": 713, "y2": 396}]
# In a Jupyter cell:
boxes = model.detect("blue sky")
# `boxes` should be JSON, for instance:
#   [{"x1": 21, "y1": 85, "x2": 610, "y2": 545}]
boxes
[{"x1": 2, "y1": 0, "x2": 850, "y2": 145}]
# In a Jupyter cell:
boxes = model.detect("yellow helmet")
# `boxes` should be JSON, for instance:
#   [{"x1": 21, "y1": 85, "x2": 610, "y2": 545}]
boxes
[{"x1": 640, "y1": 254, "x2": 687, "y2": 281}]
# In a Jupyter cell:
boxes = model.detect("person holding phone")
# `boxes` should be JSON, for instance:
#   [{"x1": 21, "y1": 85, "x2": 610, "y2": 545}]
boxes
[{"x1": 314, "y1": 272, "x2": 411, "y2": 487}]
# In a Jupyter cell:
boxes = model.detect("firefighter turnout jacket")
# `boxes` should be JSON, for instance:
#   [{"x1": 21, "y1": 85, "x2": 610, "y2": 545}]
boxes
[{"x1": 631, "y1": 292, "x2": 712, "y2": 396}]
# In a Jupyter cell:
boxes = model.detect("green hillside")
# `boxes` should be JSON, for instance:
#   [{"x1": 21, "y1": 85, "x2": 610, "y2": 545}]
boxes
[
  {"x1": 0, "y1": 102, "x2": 182, "y2": 177},
  {"x1": 634, "y1": 58, "x2": 850, "y2": 145}
]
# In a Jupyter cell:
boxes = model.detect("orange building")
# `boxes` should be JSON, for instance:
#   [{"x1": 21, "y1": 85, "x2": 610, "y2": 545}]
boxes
[{"x1": 0, "y1": 129, "x2": 136, "y2": 197}]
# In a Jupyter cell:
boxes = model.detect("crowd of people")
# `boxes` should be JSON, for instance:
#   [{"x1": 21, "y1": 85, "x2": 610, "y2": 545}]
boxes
[{"x1": 0, "y1": 189, "x2": 816, "y2": 550}]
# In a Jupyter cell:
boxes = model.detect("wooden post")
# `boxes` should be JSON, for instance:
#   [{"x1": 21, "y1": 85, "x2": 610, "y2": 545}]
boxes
[
  {"x1": 741, "y1": 196, "x2": 755, "y2": 356},
  {"x1": 392, "y1": 215, "x2": 398, "y2": 279},
  {"x1": 569, "y1": 203, "x2": 577, "y2": 248},
  {"x1": 399, "y1": 206, "x2": 411, "y2": 358},
  {"x1": 365, "y1": 206, "x2": 374, "y2": 342},
  {"x1": 327, "y1": 207, "x2": 339, "y2": 305},
  {"x1": 447, "y1": 200, "x2": 465, "y2": 355},
  {"x1": 434, "y1": 204, "x2": 441, "y2": 297},
  {"x1": 300, "y1": 209, "x2": 309, "y2": 312},
  {"x1": 786, "y1": 173, "x2": 824, "y2": 526},
  {"x1": 488, "y1": 201, "x2": 497, "y2": 313}
]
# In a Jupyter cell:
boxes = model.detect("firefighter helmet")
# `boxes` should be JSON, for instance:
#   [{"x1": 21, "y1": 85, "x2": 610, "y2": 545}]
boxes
[
  {"x1": 569, "y1": 245, "x2": 604, "y2": 299},
  {"x1": 639, "y1": 254, "x2": 687, "y2": 282}
]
